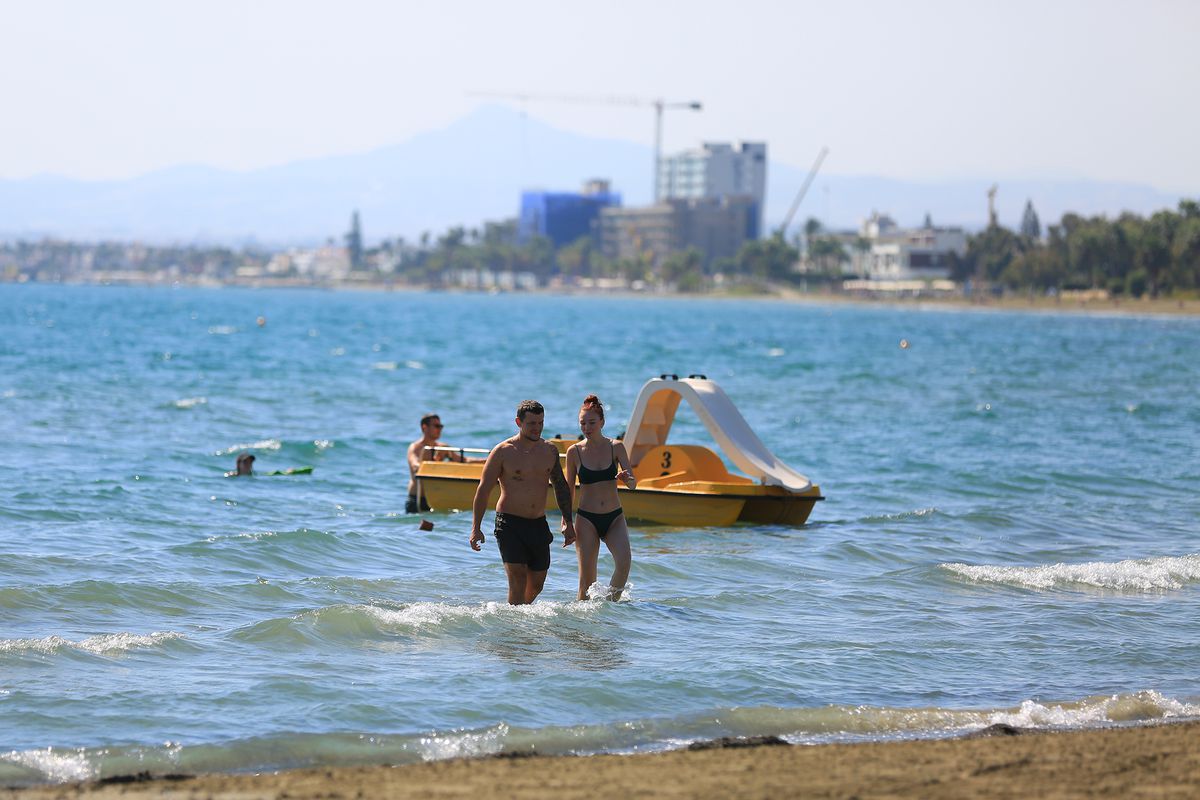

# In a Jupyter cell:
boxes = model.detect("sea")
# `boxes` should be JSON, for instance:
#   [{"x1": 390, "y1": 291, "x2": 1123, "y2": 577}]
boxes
[{"x1": 2, "y1": 284, "x2": 1199, "y2": 785}]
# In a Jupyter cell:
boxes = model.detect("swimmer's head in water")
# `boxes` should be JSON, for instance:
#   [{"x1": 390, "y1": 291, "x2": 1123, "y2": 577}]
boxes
[{"x1": 236, "y1": 453, "x2": 255, "y2": 475}]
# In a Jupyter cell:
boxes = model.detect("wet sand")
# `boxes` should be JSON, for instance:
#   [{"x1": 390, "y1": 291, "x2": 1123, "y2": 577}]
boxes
[
  {"x1": 767, "y1": 287, "x2": 1200, "y2": 317},
  {"x1": 5, "y1": 721, "x2": 1198, "y2": 799}
]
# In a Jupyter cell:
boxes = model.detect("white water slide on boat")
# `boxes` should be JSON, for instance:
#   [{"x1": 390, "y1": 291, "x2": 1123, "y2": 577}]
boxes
[{"x1": 624, "y1": 375, "x2": 814, "y2": 492}]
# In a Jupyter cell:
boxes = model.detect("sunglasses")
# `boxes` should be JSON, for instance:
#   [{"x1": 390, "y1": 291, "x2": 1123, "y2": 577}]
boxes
[{"x1": 430, "y1": 423, "x2": 444, "y2": 429}]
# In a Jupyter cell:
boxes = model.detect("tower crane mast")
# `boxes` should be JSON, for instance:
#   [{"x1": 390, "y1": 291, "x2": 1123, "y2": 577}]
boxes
[{"x1": 467, "y1": 91, "x2": 703, "y2": 200}]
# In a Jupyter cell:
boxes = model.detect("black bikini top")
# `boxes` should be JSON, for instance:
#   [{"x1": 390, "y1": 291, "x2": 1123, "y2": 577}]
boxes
[{"x1": 577, "y1": 442, "x2": 618, "y2": 485}]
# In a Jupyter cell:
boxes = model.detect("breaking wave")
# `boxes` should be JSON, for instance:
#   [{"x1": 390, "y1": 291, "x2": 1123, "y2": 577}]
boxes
[
  {"x1": 941, "y1": 554, "x2": 1200, "y2": 591},
  {"x1": 0, "y1": 631, "x2": 185, "y2": 656},
  {"x1": 2, "y1": 689, "x2": 1196, "y2": 786},
  {"x1": 214, "y1": 439, "x2": 282, "y2": 456}
]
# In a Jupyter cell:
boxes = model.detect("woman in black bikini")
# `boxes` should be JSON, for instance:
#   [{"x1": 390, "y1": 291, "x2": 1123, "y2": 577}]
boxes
[{"x1": 565, "y1": 394, "x2": 637, "y2": 600}]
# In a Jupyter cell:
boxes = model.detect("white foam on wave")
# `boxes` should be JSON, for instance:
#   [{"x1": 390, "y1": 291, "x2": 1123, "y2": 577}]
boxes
[
  {"x1": 358, "y1": 599, "x2": 597, "y2": 631},
  {"x1": 417, "y1": 723, "x2": 508, "y2": 760},
  {"x1": 399, "y1": 690, "x2": 1200, "y2": 761},
  {"x1": 371, "y1": 361, "x2": 398, "y2": 370},
  {"x1": 204, "y1": 530, "x2": 276, "y2": 544},
  {"x1": 714, "y1": 689, "x2": 1200, "y2": 741},
  {"x1": 584, "y1": 581, "x2": 634, "y2": 601},
  {"x1": 214, "y1": 439, "x2": 282, "y2": 456},
  {"x1": 207, "y1": 325, "x2": 238, "y2": 335},
  {"x1": 172, "y1": 396, "x2": 207, "y2": 409},
  {"x1": 1, "y1": 747, "x2": 94, "y2": 783},
  {"x1": 985, "y1": 690, "x2": 1200, "y2": 728},
  {"x1": 872, "y1": 507, "x2": 938, "y2": 521},
  {"x1": 942, "y1": 553, "x2": 1200, "y2": 591},
  {"x1": 76, "y1": 632, "x2": 184, "y2": 653},
  {"x1": 0, "y1": 631, "x2": 184, "y2": 655}
]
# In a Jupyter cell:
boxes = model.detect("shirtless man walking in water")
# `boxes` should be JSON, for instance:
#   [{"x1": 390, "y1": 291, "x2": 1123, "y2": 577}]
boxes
[{"x1": 470, "y1": 400, "x2": 576, "y2": 604}]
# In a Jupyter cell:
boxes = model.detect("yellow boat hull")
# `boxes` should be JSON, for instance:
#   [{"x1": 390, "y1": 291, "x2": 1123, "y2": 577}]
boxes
[{"x1": 415, "y1": 452, "x2": 821, "y2": 528}]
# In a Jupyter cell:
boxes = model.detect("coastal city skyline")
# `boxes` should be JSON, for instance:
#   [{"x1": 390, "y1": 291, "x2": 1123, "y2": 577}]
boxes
[{"x1": 2, "y1": 1, "x2": 1197, "y2": 298}]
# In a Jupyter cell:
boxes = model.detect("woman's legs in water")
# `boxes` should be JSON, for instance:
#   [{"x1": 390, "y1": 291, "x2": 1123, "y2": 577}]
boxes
[
  {"x1": 574, "y1": 515, "x2": 601, "y2": 600},
  {"x1": 602, "y1": 516, "x2": 631, "y2": 600}
]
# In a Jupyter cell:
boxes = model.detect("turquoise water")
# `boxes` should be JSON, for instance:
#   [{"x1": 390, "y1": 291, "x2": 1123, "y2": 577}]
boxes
[{"x1": 2, "y1": 284, "x2": 1199, "y2": 784}]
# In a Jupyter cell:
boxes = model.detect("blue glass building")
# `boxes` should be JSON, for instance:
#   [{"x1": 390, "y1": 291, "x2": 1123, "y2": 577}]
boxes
[{"x1": 518, "y1": 180, "x2": 622, "y2": 247}]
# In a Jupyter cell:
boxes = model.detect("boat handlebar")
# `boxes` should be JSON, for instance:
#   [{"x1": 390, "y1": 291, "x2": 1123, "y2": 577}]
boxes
[{"x1": 423, "y1": 446, "x2": 490, "y2": 455}]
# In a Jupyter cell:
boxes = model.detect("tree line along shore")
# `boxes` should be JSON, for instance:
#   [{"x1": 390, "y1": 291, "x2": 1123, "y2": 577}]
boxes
[{"x1": 3, "y1": 200, "x2": 1198, "y2": 302}]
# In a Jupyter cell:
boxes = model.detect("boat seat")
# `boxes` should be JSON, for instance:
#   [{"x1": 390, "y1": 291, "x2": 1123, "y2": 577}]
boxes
[
  {"x1": 636, "y1": 470, "x2": 690, "y2": 489},
  {"x1": 631, "y1": 445, "x2": 732, "y2": 483}
]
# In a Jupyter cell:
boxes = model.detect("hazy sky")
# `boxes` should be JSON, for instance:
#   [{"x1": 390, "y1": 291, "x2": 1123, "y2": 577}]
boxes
[{"x1": 2, "y1": 0, "x2": 1197, "y2": 192}]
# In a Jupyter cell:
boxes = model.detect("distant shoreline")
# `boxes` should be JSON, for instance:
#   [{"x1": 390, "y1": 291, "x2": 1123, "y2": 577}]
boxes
[
  {"x1": 6, "y1": 277, "x2": 1199, "y2": 317},
  {"x1": 4, "y1": 720, "x2": 1198, "y2": 799},
  {"x1": 769, "y1": 287, "x2": 1200, "y2": 317}
]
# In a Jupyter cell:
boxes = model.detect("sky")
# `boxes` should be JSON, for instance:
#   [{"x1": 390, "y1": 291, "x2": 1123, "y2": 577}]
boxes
[{"x1": 2, "y1": 0, "x2": 1198, "y2": 193}]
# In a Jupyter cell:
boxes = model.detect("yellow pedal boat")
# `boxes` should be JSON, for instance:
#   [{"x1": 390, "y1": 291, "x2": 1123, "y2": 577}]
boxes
[{"x1": 415, "y1": 375, "x2": 824, "y2": 527}]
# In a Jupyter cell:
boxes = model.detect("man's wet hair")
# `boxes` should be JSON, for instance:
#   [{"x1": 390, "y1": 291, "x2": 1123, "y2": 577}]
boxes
[
  {"x1": 516, "y1": 400, "x2": 544, "y2": 421},
  {"x1": 419, "y1": 413, "x2": 441, "y2": 427}
]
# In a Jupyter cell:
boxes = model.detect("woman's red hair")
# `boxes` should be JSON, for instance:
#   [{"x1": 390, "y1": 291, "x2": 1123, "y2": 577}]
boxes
[{"x1": 580, "y1": 394, "x2": 604, "y2": 421}]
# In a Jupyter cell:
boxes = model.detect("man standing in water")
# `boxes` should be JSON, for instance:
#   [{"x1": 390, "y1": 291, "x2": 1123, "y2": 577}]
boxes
[
  {"x1": 406, "y1": 413, "x2": 474, "y2": 514},
  {"x1": 470, "y1": 400, "x2": 576, "y2": 604}
]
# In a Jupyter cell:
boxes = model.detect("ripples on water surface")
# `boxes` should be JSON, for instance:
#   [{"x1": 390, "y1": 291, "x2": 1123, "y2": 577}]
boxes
[{"x1": 2, "y1": 285, "x2": 1199, "y2": 784}]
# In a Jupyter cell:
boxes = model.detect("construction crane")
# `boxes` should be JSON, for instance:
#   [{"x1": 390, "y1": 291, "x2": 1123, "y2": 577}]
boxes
[
  {"x1": 467, "y1": 91, "x2": 703, "y2": 200},
  {"x1": 779, "y1": 146, "x2": 830, "y2": 238}
]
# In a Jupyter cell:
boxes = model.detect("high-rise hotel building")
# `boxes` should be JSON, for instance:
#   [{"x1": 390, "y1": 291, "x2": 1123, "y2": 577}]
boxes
[{"x1": 657, "y1": 142, "x2": 767, "y2": 239}]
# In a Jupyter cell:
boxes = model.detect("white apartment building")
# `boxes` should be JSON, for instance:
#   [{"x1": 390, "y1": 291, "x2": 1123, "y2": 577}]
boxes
[
  {"x1": 850, "y1": 212, "x2": 967, "y2": 281},
  {"x1": 657, "y1": 142, "x2": 767, "y2": 237}
]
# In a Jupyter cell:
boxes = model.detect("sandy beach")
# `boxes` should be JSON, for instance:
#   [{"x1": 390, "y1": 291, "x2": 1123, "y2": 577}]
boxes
[
  {"x1": 767, "y1": 287, "x2": 1200, "y2": 317},
  {"x1": 538, "y1": 284, "x2": 1200, "y2": 317},
  {"x1": 5, "y1": 721, "x2": 1198, "y2": 799}
]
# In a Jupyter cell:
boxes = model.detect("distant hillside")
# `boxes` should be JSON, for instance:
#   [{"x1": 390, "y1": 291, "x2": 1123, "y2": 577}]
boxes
[{"x1": 0, "y1": 105, "x2": 1186, "y2": 245}]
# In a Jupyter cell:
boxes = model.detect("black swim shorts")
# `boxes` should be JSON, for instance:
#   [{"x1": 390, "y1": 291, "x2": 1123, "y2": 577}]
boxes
[
  {"x1": 406, "y1": 493, "x2": 430, "y2": 514},
  {"x1": 494, "y1": 512, "x2": 552, "y2": 572}
]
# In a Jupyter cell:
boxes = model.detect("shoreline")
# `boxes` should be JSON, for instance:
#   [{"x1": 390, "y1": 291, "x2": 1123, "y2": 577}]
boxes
[
  {"x1": 5, "y1": 720, "x2": 1199, "y2": 799},
  {"x1": 7, "y1": 278, "x2": 1200, "y2": 317},
  {"x1": 770, "y1": 287, "x2": 1200, "y2": 318}
]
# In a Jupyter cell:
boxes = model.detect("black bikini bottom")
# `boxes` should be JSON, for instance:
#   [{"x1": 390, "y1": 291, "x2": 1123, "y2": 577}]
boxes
[{"x1": 577, "y1": 507, "x2": 624, "y2": 540}]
